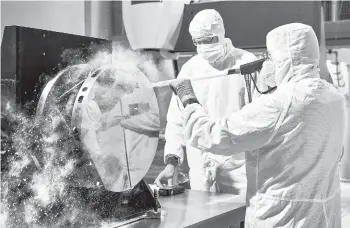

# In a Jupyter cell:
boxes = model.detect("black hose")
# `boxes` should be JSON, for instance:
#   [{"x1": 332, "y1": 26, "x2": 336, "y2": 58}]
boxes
[{"x1": 248, "y1": 74, "x2": 277, "y2": 94}]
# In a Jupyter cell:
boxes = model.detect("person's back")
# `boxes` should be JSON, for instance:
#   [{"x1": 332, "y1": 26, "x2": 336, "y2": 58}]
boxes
[
  {"x1": 244, "y1": 75, "x2": 345, "y2": 227},
  {"x1": 243, "y1": 24, "x2": 346, "y2": 228}
]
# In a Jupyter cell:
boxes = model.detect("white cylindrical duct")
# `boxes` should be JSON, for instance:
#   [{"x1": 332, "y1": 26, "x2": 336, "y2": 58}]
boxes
[
  {"x1": 122, "y1": 0, "x2": 191, "y2": 50},
  {"x1": 86, "y1": 1, "x2": 113, "y2": 39}
]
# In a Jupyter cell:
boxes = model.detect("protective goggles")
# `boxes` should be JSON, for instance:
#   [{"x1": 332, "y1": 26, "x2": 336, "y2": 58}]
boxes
[
  {"x1": 260, "y1": 52, "x2": 271, "y2": 61},
  {"x1": 193, "y1": 35, "x2": 219, "y2": 46}
]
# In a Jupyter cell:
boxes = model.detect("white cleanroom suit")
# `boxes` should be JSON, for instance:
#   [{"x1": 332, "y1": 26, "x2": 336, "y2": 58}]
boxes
[
  {"x1": 163, "y1": 9, "x2": 266, "y2": 194},
  {"x1": 183, "y1": 23, "x2": 346, "y2": 228}
]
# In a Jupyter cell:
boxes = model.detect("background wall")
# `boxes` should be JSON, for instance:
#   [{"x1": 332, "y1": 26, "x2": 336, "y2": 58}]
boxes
[
  {"x1": 0, "y1": 1, "x2": 123, "y2": 41},
  {"x1": 1, "y1": 1, "x2": 86, "y2": 41}
]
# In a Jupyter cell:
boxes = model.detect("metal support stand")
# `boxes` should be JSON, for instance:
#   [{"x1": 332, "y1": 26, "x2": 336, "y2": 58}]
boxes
[{"x1": 244, "y1": 74, "x2": 253, "y2": 103}]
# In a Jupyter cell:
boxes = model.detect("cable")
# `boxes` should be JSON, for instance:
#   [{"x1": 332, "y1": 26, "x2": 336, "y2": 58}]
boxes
[{"x1": 249, "y1": 73, "x2": 277, "y2": 94}]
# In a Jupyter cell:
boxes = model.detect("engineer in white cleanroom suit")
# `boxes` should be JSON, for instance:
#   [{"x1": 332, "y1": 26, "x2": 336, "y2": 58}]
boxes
[
  {"x1": 155, "y1": 9, "x2": 267, "y2": 195},
  {"x1": 175, "y1": 23, "x2": 346, "y2": 228}
]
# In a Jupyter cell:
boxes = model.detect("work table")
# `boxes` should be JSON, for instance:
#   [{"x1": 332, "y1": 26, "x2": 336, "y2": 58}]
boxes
[{"x1": 121, "y1": 189, "x2": 246, "y2": 228}]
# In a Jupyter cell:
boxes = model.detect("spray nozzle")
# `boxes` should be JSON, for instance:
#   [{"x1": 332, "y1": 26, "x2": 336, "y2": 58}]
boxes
[{"x1": 239, "y1": 58, "x2": 267, "y2": 75}]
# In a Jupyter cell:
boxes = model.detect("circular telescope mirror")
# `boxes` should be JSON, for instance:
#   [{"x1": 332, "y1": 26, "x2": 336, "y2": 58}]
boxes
[
  {"x1": 72, "y1": 65, "x2": 160, "y2": 192},
  {"x1": 37, "y1": 64, "x2": 160, "y2": 192}
]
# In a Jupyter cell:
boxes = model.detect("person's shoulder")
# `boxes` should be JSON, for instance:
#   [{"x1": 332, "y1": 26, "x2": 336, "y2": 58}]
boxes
[
  {"x1": 235, "y1": 48, "x2": 258, "y2": 62},
  {"x1": 183, "y1": 54, "x2": 203, "y2": 65},
  {"x1": 229, "y1": 48, "x2": 257, "y2": 68},
  {"x1": 323, "y1": 80, "x2": 347, "y2": 101},
  {"x1": 178, "y1": 54, "x2": 204, "y2": 78}
]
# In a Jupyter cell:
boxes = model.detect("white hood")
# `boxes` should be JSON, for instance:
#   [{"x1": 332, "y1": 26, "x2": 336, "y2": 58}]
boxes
[{"x1": 266, "y1": 23, "x2": 321, "y2": 86}]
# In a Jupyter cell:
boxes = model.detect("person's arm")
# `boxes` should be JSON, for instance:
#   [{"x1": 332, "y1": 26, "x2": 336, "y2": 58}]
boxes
[
  {"x1": 162, "y1": 62, "x2": 194, "y2": 166},
  {"x1": 154, "y1": 94, "x2": 184, "y2": 187},
  {"x1": 183, "y1": 96, "x2": 281, "y2": 156},
  {"x1": 163, "y1": 94, "x2": 185, "y2": 166}
]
